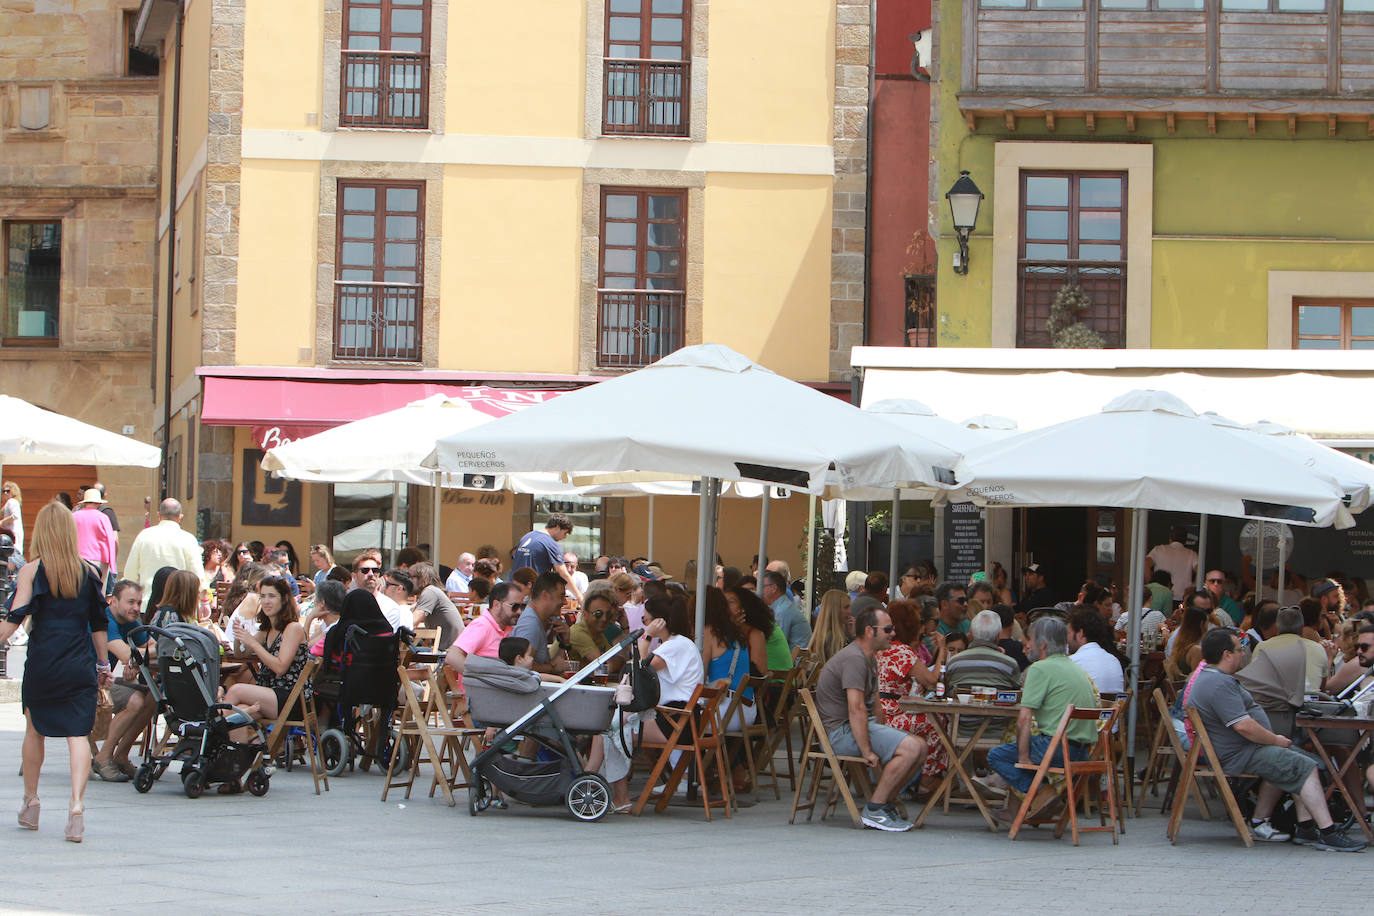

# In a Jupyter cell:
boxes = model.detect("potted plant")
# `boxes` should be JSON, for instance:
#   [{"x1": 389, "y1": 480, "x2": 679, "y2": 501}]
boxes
[{"x1": 903, "y1": 228, "x2": 936, "y2": 347}]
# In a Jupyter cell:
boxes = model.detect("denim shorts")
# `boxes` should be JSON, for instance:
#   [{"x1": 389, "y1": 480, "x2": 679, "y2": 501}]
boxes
[{"x1": 827, "y1": 718, "x2": 907, "y2": 764}]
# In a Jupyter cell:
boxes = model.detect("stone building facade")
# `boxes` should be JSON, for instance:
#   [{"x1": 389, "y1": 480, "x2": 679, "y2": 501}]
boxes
[{"x1": 0, "y1": 0, "x2": 158, "y2": 560}]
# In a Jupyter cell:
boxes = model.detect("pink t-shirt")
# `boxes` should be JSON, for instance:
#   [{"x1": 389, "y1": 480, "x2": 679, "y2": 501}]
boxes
[
  {"x1": 73, "y1": 506, "x2": 118, "y2": 571},
  {"x1": 452, "y1": 611, "x2": 511, "y2": 692}
]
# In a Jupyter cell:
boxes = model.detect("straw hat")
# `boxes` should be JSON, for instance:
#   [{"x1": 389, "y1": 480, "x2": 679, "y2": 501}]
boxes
[{"x1": 78, "y1": 488, "x2": 106, "y2": 505}]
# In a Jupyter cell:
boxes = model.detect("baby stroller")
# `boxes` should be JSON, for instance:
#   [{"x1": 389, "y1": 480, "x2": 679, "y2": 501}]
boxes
[
  {"x1": 316, "y1": 620, "x2": 411, "y2": 778},
  {"x1": 466, "y1": 633, "x2": 636, "y2": 822},
  {"x1": 127, "y1": 623, "x2": 272, "y2": 799}
]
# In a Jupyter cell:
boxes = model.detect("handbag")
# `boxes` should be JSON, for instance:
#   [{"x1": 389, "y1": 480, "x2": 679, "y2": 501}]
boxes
[
  {"x1": 616, "y1": 640, "x2": 661, "y2": 758},
  {"x1": 91, "y1": 686, "x2": 114, "y2": 742}
]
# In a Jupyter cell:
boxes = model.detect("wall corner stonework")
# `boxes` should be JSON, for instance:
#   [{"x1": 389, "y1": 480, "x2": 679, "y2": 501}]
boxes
[{"x1": 830, "y1": 0, "x2": 870, "y2": 382}]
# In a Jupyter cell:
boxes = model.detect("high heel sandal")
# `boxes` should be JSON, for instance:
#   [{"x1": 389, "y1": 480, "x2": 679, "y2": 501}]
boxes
[
  {"x1": 17, "y1": 795, "x2": 39, "y2": 830},
  {"x1": 64, "y1": 807, "x2": 83, "y2": 843}
]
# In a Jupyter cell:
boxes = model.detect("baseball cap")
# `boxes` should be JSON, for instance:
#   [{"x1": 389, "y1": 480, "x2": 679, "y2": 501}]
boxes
[
  {"x1": 633, "y1": 564, "x2": 672, "y2": 581},
  {"x1": 1023, "y1": 563, "x2": 1042, "y2": 575},
  {"x1": 1312, "y1": 580, "x2": 1340, "y2": 599}
]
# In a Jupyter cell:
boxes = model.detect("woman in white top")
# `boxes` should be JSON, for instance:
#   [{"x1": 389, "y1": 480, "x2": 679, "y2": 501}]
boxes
[
  {"x1": 2, "y1": 481, "x2": 23, "y2": 558},
  {"x1": 588, "y1": 593, "x2": 703, "y2": 812}
]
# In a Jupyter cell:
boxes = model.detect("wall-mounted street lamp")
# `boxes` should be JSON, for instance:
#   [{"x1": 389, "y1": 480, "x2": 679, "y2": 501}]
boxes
[{"x1": 945, "y1": 170, "x2": 983, "y2": 276}]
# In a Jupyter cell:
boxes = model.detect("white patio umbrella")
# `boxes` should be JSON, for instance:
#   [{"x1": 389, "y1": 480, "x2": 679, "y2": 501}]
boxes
[
  {"x1": 0, "y1": 395, "x2": 160, "y2": 468},
  {"x1": 428, "y1": 344, "x2": 967, "y2": 639},
  {"x1": 948, "y1": 389, "x2": 1355, "y2": 762}
]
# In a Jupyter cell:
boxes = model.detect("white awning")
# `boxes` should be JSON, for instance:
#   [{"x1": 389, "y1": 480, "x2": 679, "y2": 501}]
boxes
[{"x1": 852, "y1": 348, "x2": 1374, "y2": 445}]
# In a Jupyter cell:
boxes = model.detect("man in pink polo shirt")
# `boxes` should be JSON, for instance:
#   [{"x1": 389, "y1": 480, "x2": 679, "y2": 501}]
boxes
[
  {"x1": 444, "y1": 580, "x2": 526, "y2": 690},
  {"x1": 73, "y1": 488, "x2": 119, "y2": 587}
]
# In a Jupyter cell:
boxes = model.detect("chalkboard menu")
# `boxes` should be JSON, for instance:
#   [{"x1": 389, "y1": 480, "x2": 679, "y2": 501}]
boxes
[{"x1": 944, "y1": 502, "x2": 985, "y2": 583}]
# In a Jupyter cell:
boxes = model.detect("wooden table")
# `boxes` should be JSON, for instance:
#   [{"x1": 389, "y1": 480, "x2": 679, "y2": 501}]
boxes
[
  {"x1": 899, "y1": 697, "x2": 1022, "y2": 832},
  {"x1": 1294, "y1": 714, "x2": 1374, "y2": 840}
]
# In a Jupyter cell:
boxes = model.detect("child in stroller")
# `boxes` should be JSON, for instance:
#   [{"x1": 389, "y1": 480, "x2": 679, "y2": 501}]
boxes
[
  {"x1": 128, "y1": 622, "x2": 272, "y2": 798},
  {"x1": 316, "y1": 589, "x2": 410, "y2": 777}
]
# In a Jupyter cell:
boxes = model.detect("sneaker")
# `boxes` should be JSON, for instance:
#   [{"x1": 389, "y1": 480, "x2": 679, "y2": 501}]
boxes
[
  {"x1": 1292, "y1": 822, "x2": 1319, "y2": 846},
  {"x1": 1250, "y1": 818, "x2": 1291, "y2": 843},
  {"x1": 1313, "y1": 829, "x2": 1367, "y2": 853},
  {"x1": 861, "y1": 804, "x2": 914, "y2": 833},
  {"x1": 93, "y1": 759, "x2": 130, "y2": 783}
]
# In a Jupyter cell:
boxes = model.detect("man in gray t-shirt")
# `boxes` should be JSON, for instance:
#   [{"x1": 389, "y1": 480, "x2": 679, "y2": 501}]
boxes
[{"x1": 508, "y1": 571, "x2": 569, "y2": 675}]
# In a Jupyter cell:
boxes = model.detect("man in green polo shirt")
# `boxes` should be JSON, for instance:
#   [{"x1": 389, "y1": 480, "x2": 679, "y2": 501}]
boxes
[
  {"x1": 935, "y1": 581, "x2": 971, "y2": 636},
  {"x1": 986, "y1": 615, "x2": 1099, "y2": 821},
  {"x1": 1205, "y1": 569, "x2": 1245, "y2": 626}
]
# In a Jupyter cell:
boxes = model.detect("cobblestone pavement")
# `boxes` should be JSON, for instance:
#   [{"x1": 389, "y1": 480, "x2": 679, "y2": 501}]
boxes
[{"x1": 0, "y1": 690, "x2": 1358, "y2": 915}]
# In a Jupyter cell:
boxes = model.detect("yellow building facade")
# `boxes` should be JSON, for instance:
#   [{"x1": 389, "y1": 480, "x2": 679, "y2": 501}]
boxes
[{"x1": 136, "y1": 0, "x2": 863, "y2": 575}]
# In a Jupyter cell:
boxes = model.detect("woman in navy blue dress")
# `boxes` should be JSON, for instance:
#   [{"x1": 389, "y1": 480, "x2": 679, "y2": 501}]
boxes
[{"x1": 0, "y1": 502, "x2": 112, "y2": 843}]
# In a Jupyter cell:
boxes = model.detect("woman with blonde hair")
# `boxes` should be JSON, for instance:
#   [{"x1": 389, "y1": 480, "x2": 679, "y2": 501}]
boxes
[
  {"x1": 1, "y1": 480, "x2": 22, "y2": 557},
  {"x1": 0, "y1": 502, "x2": 111, "y2": 842},
  {"x1": 808, "y1": 589, "x2": 852, "y2": 670}
]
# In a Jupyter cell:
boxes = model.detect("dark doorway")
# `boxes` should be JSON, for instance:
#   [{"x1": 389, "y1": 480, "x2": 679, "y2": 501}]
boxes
[{"x1": 1021, "y1": 507, "x2": 1089, "y2": 605}]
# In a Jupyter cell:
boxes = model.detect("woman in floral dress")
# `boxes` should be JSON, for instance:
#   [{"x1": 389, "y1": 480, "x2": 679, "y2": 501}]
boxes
[{"x1": 877, "y1": 599, "x2": 948, "y2": 793}]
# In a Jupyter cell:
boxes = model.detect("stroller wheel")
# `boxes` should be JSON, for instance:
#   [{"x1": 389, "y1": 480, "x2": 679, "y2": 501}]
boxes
[
  {"x1": 389, "y1": 733, "x2": 411, "y2": 774},
  {"x1": 319, "y1": 729, "x2": 349, "y2": 778},
  {"x1": 133, "y1": 763, "x2": 156, "y2": 794},
  {"x1": 245, "y1": 770, "x2": 271, "y2": 797},
  {"x1": 183, "y1": 769, "x2": 206, "y2": 799},
  {"x1": 566, "y1": 773, "x2": 612, "y2": 822},
  {"x1": 468, "y1": 777, "x2": 490, "y2": 817}
]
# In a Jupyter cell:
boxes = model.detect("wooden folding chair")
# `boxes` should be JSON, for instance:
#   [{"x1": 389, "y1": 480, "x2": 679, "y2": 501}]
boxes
[
  {"x1": 788, "y1": 688, "x2": 875, "y2": 828},
  {"x1": 383, "y1": 665, "x2": 483, "y2": 806},
  {"x1": 632, "y1": 684, "x2": 733, "y2": 820},
  {"x1": 1098, "y1": 690, "x2": 1133, "y2": 827},
  {"x1": 263, "y1": 657, "x2": 328, "y2": 795},
  {"x1": 1136, "y1": 688, "x2": 1211, "y2": 819},
  {"x1": 719, "y1": 674, "x2": 776, "y2": 801},
  {"x1": 1007, "y1": 704, "x2": 1121, "y2": 845},
  {"x1": 411, "y1": 628, "x2": 441, "y2": 651},
  {"x1": 1167, "y1": 706, "x2": 1254, "y2": 847},
  {"x1": 762, "y1": 662, "x2": 806, "y2": 792}
]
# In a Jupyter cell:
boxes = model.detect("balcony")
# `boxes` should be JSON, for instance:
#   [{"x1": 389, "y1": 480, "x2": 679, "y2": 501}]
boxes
[
  {"x1": 1017, "y1": 261, "x2": 1125, "y2": 349},
  {"x1": 602, "y1": 59, "x2": 690, "y2": 137},
  {"x1": 597, "y1": 289, "x2": 685, "y2": 368},
  {"x1": 333, "y1": 281, "x2": 421, "y2": 362},
  {"x1": 340, "y1": 50, "x2": 429, "y2": 129},
  {"x1": 959, "y1": 5, "x2": 1374, "y2": 131}
]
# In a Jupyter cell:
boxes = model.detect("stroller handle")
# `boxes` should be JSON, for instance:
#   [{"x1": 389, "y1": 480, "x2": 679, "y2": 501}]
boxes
[{"x1": 126, "y1": 624, "x2": 197, "y2": 668}]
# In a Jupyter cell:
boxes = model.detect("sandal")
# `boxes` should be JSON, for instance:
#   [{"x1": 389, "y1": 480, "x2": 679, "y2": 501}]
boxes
[
  {"x1": 18, "y1": 795, "x2": 39, "y2": 830},
  {"x1": 610, "y1": 802, "x2": 633, "y2": 815},
  {"x1": 65, "y1": 807, "x2": 83, "y2": 843}
]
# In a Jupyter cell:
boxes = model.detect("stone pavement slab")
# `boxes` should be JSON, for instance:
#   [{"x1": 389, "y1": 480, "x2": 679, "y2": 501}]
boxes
[{"x1": 0, "y1": 701, "x2": 1358, "y2": 914}]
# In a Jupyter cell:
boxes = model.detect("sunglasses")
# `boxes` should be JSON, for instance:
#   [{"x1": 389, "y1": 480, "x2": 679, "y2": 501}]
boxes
[
  {"x1": 952, "y1": 596, "x2": 968, "y2": 604},
  {"x1": 358, "y1": 566, "x2": 380, "y2": 575},
  {"x1": 1206, "y1": 578, "x2": 1224, "y2": 584},
  {"x1": 1358, "y1": 644, "x2": 1374, "y2": 652},
  {"x1": 873, "y1": 624, "x2": 894, "y2": 634},
  {"x1": 504, "y1": 600, "x2": 526, "y2": 611}
]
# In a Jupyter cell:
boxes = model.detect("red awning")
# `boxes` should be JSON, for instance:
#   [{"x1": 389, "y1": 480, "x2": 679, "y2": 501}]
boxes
[{"x1": 199, "y1": 376, "x2": 570, "y2": 430}]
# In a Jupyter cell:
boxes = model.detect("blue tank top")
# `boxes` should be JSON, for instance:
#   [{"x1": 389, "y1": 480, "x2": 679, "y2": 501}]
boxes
[{"x1": 707, "y1": 641, "x2": 751, "y2": 699}]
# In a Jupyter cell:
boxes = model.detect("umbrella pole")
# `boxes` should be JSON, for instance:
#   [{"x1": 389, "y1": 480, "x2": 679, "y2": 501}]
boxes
[
  {"x1": 1255, "y1": 522, "x2": 1266, "y2": 603},
  {"x1": 431, "y1": 471, "x2": 442, "y2": 566},
  {"x1": 888, "y1": 488, "x2": 900, "y2": 600},
  {"x1": 693, "y1": 477, "x2": 717, "y2": 645},
  {"x1": 1126, "y1": 508, "x2": 1147, "y2": 774},
  {"x1": 805, "y1": 493, "x2": 818, "y2": 618},
  {"x1": 647, "y1": 494, "x2": 655, "y2": 563},
  {"x1": 1195, "y1": 514, "x2": 1208, "y2": 592},
  {"x1": 757, "y1": 488, "x2": 771, "y2": 587},
  {"x1": 389, "y1": 482, "x2": 401, "y2": 567},
  {"x1": 1277, "y1": 523, "x2": 1287, "y2": 602}
]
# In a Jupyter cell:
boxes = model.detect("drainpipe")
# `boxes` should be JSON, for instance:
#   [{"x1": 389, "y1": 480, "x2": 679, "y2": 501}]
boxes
[
  {"x1": 861, "y1": 0, "x2": 876, "y2": 345},
  {"x1": 161, "y1": 0, "x2": 184, "y2": 498}
]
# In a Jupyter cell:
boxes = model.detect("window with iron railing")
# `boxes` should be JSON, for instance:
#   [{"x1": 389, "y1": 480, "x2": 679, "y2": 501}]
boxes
[
  {"x1": 341, "y1": 0, "x2": 430, "y2": 129},
  {"x1": 603, "y1": 0, "x2": 690, "y2": 137},
  {"x1": 1017, "y1": 171, "x2": 1127, "y2": 348},
  {"x1": 334, "y1": 181, "x2": 424, "y2": 361},
  {"x1": 598, "y1": 188, "x2": 686, "y2": 368}
]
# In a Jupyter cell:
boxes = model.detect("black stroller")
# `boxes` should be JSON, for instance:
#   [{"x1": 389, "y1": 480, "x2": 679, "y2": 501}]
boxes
[
  {"x1": 316, "y1": 612, "x2": 411, "y2": 778},
  {"x1": 466, "y1": 631, "x2": 638, "y2": 822},
  {"x1": 128, "y1": 623, "x2": 272, "y2": 798}
]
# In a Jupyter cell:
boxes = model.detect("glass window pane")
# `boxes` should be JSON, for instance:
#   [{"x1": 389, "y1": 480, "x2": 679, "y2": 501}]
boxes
[
  {"x1": 389, "y1": 36, "x2": 422, "y2": 53},
  {"x1": 346, "y1": 35, "x2": 380, "y2": 51},
  {"x1": 603, "y1": 275, "x2": 634, "y2": 289},
  {"x1": 1159, "y1": 0, "x2": 1205, "y2": 7},
  {"x1": 1025, "y1": 176, "x2": 1069, "y2": 207},
  {"x1": 385, "y1": 215, "x2": 417, "y2": 239},
  {"x1": 610, "y1": 0, "x2": 641, "y2": 10},
  {"x1": 6, "y1": 222, "x2": 60, "y2": 338},
  {"x1": 1297, "y1": 305, "x2": 1342, "y2": 337},
  {"x1": 340, "y1": 268, "x2": 372, "y2": 282},
  {"x1": 342, "y1": 186, "x2": 375, "y2": 212},
  {"x1": 391, "y1": 8, "x2": 424, "y2": 34},
  {"x1": 647, "y1": 223, "x2": 680, "y2": 247},
  {"x1": 1079, "y1": 177, "x2": 1122, "y2": 207},
  {"x1": 1079, "y1": 244, "x2": 1122, "y2": 261},
  {"x1": 342, "y1": 214, "x2": 375, "y2": 238},
  {"x1": 653, "y1": 0, "x2": 683, "y2": 11},
  {"x1": 605, "y1": 195, "x2": 638, "y2": 220},
  {"x1": 646, "y1": 275, "x2": 682, "y2": 290},
  {"x1": 1346, "y1": 0, "x2": 1374, "y2": 10},
  {"x1": 1079, "y1": 211, "x2": 1122, "y2": 241},
  {"x1": 645, "y1": 251, "x2": 681, "y2": 274},
  {"x1": 1025, "y1": 243, "x2": 1069, "y2": 260},
  {"x1": 1297, "y1": 339, "x2": 1343, "y2": 349},
  {"x1": 1100, "y1": 0, "x2": 1147, "y2": 6},
  {"x1": 1025, "y1": 210, "x2": 1068, "y2": 240},
  {"x1": 341, "y1": 241, "x2": 375, "y2": 267},
  {"x1": 979, "y1": 0, "x2": 1026, "y2": 6},
  {"x1": 387, "y1": 187, "x2": 419, "y2": 212},
  {"x1": 609, "y1": 16, "x2": 641, "y2": 42},
  {"x1": 651, "y1": 17, "x2": 683, "y2": 42},
  {"x1": 1278, "y1": 0, "x2": 1324, "y2": 9},
  {"x1": 607, "y1": 44, "x2": 640, "y2": 59},
  {"x1": 384, "y1": 242, "x2": 416, "y2": 268},
  {"x1": 604, "y1": 249, "x2": 637, "y2": 274},
  {"x1": 648, "y1": 195, "x2": 681, "y2": 219},
  {"x1": 649, "y1": 45, "x2": 684, "y2": 60},
  {"x1": 1222, "y1": 0, "x2": 1267, "y2": 8},
  {"x1": 1035, "y1": 0, "x2": 1081, "y2": 7},
  {"x1": 1352, "y1": 340, "x2": 1374, "y2": 349},
  {"x1": 1351, "y1": 307, "x2": 1374, "y2": 337},
  {"x1": 604, "y1": 223, "x2": 637, "y2": 246},
  {"x1": 348, "y1": 7, "x2": 381, "y2": 33},
  {"x1": 383, "y1": 269, "x2": 416, "y2": 284}
]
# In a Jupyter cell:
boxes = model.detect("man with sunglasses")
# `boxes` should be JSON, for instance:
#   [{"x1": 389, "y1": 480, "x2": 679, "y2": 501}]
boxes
[
  {"x1": 935, "y1": 581, "x2": 971, "y2": 637},
  {"x1": 1204, "y1": 569, "x2": 1245, "y2": 626},
  {"x1": 510, "y1": 571, "x2": 570, "y2": 676},
  {"x1": 444, "y1": 580, "x2": 527, "y2": 688},
  {"x1": 814, "y1": 607, "x2": 929, "y2": 831}
]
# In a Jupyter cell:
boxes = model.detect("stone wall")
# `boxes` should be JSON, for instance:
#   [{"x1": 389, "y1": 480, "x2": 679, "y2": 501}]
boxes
[
  {"x1": 200, "y1": 0, "x2": 243, "y2": 368},
  {"x1": 831, "y1": 0, "x2": 871, "y2": 381}
]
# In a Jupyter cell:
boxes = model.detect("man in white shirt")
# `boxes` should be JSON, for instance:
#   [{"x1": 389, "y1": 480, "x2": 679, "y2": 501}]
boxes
[
  {"x1": 1145, "y1": 526, "x2": 1198, "y2": 601},
  {"x1": 1068, "y1": 608, "x2": 1124, "y2": 693},
  {"x1": 123, "y1": 498, "x2": 206, "y2": 611},
  {"x1": 563, "y1": 551, "x2": 589, "y2": 601},
  {"x1": 445, "y1": 552, "x2": 475, "y2": 595}
]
